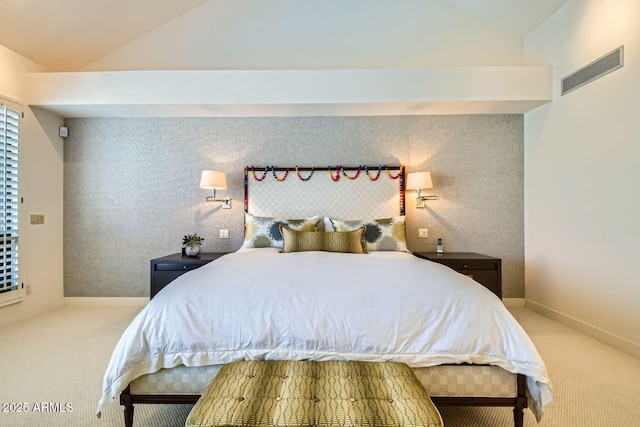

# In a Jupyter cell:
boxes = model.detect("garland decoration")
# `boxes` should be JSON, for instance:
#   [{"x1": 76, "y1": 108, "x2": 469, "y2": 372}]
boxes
[
  {"x1": 243, "y1": 166, "x2": 249, "y2": 212},
  {"x1": 385, "y1": 167, "x2": 403, "y2": 179},
  {"x1": 251, "y1": 166, "x2": 269, "y2": 182},
  {"x1": 340, "y1": 165, "x2": 362, "y2": 180},
  {"x1": 364, "y1": 165, "x2": 383, "y2": 181},
  {"x1": 329, "y1": 165, "x2": 341, "y2": 182},
  {"x1": 295, "y1": 166, "x2": 315, "y2": 181},
  {"x1": 272, "y1": 167, "x2": 289, "y2": 182},
  {"x1": 248, "y1": 165, "x2": 402, "y2": 182}
]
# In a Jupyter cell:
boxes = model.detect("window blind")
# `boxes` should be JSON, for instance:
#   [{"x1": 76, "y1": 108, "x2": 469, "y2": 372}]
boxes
[{"x1": 0, "y1": 101, "x2": 20, "y2": 306}]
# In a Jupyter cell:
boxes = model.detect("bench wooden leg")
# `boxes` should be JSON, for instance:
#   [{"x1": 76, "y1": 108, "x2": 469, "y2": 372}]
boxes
[
  {"x1": 120, "y1": 385, "x2": 134, "y2": 427},
  {"x1": 514, "y1": 374, "x2": 527, "y2": 427},
  {"x1": 123, "y1": 403, "x2": 134, "y2": 427},
  {"x1": 513, "y1": 406, "x2": 524, "y2": 427}
]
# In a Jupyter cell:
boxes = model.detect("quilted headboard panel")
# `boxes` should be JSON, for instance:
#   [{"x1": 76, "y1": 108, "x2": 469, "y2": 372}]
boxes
[{"x1": 244, "y1": 166, "x2": 405, "y2": 219}]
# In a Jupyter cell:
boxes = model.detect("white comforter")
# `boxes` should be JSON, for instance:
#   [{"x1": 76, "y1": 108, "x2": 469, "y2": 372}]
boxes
[{"x1": 98, "y1": 249, "x2": 552, "y2": 419}]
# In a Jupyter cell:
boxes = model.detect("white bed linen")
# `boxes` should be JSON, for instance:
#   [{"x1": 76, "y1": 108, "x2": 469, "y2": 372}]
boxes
[{"x1": 97, "y1": 249, "x2": 552, "y2": 420}]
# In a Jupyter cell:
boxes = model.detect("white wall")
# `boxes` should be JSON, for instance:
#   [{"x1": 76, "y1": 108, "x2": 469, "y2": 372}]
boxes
[
  {"x1": 524, "y1": 0, "x2": 640, "y2": 357},
  {"x1": 29, "y1": 67, "x2": 552, "y2": 118},
  {"x1": 84, "y1": 0, "x2": 523, "y2": 71},
  {"x1": 0, "y1": 44, "x2": 65, "y2": 327}
]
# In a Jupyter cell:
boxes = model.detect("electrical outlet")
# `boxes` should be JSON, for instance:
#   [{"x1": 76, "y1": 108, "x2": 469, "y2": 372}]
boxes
[
  {"x1": 418, "y1": 228, "x2": 429, "y2": 239},
  {"x1": 25, "y1": 284, "x2": 32, "y2": 295},
  {"x1": 219, "y1": 229, "x2": 229, "y2": 239}
]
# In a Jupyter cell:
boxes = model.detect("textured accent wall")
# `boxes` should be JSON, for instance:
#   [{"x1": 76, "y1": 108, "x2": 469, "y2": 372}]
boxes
[{"x1": 64, "y1": 115, "x2": 523, "y2": 297}]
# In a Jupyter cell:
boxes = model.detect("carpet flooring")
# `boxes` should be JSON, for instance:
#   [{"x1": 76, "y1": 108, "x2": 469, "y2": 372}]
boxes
[{"x1": 0, "y1": 305, "x2": 638, "y2": 427}]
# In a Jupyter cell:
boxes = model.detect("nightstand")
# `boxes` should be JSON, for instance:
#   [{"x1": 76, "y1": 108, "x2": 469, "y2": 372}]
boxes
[
  {"x1": 150, "y1": 252, "x2": 228, "y2": 299},
  {"x1": 413, "y1": 252, "x2": 502, "y2": 299}
]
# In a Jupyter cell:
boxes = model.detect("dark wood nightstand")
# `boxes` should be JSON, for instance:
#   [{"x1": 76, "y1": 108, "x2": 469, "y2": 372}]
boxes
[
  {"x1": 150, "y1": 252, "x2": 228, "y2": 299},
  {"x1": 413, "y1": 252, "x2": 502, "y2": 299}
]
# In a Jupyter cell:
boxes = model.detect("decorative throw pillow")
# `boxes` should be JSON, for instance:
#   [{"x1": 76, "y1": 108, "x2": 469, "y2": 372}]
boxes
[
  {"x1": 329, "y1": 216, "x2": 409, "y2": 252},
  {"x1": 242, "y1": 213, "x2": 321, "y2": 249},
  {"x1": 322, "y1": 228, "x2": 367, "y2": 254},
  {"x1": 280, "y1": 226, "x2": 367, "y2": 254}
]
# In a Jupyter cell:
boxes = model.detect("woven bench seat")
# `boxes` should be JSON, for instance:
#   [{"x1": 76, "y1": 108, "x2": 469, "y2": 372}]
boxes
[{"x1": 186, "y1": 360, "x2": 443, "y2": 427}]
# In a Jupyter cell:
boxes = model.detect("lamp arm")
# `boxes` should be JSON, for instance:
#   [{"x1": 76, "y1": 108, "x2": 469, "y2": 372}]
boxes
[
  {"x1": 414, "y1": 188, "x2": 439, "y2": 208},
  {"x1": 205, "y1": 188, "x2": 232, "y2": 208}
]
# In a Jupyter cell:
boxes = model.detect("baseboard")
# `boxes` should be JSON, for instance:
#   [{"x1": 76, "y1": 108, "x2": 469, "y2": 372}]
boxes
[
  {"x1": 525, "y1": 298, "x2": 640, "y2": 359},
  {"x1": 63, "y1": 297, "x2": 149, "y2": 307},
  {"x1": 502, "y1": 298, "x2": 525, "y2": 308}
]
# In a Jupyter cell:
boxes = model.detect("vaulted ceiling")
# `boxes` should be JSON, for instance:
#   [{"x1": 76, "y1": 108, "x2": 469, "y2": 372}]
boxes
[{"x1": 0, "y1": 0, "x2": 568, "y2": 72}]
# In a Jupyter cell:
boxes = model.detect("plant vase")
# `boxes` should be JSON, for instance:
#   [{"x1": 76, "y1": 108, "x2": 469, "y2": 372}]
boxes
[{"x1": 184, "y1": 243, "x2": 201, "y2": 257}]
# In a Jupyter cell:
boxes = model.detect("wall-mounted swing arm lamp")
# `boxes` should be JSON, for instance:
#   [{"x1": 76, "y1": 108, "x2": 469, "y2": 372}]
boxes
[
  {"x1": 199, "y1": 170, "x2": 232, "y2": 209},
  {"x1": 406, "y1": 171, "x2": 439, "y2": 208}
]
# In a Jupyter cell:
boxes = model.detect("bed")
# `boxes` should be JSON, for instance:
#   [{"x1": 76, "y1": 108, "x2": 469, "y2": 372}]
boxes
[{"x1": 97, "y1": 165, "x2": 552, "y2": 427}]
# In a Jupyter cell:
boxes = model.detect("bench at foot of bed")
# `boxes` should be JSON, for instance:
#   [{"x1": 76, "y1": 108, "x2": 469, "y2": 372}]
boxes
[
  {"x1": 185, "y1": 360, "x2": 443, "y2": 427},
  {"x1": 119, "y1": 366, "x2": 527, "y2": 427}
]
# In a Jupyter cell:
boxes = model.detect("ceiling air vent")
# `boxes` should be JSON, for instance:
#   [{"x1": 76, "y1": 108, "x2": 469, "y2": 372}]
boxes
[{"x1": 561, "y1": 46, "x2": 624, "y2": 96}]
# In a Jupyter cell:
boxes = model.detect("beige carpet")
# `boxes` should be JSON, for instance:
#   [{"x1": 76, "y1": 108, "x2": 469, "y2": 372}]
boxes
[{"x1": 0, "y1": 305, "x2": 638, "y2": 427}]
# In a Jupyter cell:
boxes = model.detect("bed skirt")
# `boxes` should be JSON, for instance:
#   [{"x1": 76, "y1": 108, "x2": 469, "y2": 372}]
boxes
[{"x1": 130, "y1": 363, "x2": 518, "y2": 398}]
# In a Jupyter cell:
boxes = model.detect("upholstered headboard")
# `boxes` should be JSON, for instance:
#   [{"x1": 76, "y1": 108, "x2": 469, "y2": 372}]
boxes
[{"x1": 244, "y1": 166, "x2": 405, "y2": 219}]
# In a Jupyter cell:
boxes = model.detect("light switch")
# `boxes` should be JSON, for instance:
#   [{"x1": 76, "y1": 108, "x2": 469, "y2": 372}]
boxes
[
  {"x1": 219, "y1": 229, "x2": 229, "y2": 239},
  {"x1": 30, "y1": 214, "x2": 45, "y2": 225}
]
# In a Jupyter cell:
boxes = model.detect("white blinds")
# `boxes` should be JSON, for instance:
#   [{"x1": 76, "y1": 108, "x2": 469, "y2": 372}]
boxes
[{"x1": 0, "y1": 103, "x2": 20, "y2": 303}]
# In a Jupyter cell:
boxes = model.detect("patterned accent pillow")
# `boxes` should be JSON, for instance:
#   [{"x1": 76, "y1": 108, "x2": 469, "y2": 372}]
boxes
[
  {"x1": 242, "y1": 213, "x2": 321, "y2": 249},
  {"x1": 329, "y1": 216, "x2": 409, "y2": 252},
  {"x1": 280, "y1": 226, "x2": 367, "y2": 254}
]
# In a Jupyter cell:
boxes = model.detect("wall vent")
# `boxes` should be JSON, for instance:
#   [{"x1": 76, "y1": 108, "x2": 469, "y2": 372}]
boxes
[{"x1": 561, "y1": 46, "x2": 624, "y2": 96}]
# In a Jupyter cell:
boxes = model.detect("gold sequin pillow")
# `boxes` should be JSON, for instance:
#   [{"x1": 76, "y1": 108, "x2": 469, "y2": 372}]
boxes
[
  {"x1": 242, "y1": 213, "x2": 321, "y2": 249},
  {"x1": 280, "y1": 226, "x2": 367, "y2": 254},
  {"x1": 329, "y1": 216, "x2": 409, "y2": 252}
]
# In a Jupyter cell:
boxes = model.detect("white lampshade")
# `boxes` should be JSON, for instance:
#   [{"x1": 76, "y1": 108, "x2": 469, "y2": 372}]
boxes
[
  {"x1": 199, "y1": 170, "x2": 227, "y2": 190},
  {"x1": 406, "y1": 171, "x2": 433, "y2": 190}
]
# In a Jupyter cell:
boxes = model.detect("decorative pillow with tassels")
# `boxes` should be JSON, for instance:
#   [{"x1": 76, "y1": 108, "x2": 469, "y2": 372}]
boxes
[{"x1": 280, "y1": 226, "x2": 367, "y2": 254}]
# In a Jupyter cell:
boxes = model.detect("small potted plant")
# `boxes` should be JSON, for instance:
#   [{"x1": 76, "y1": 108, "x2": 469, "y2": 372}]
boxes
[{"x1": 182, "y1": 233, "x2": 204, "y2": 257}]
